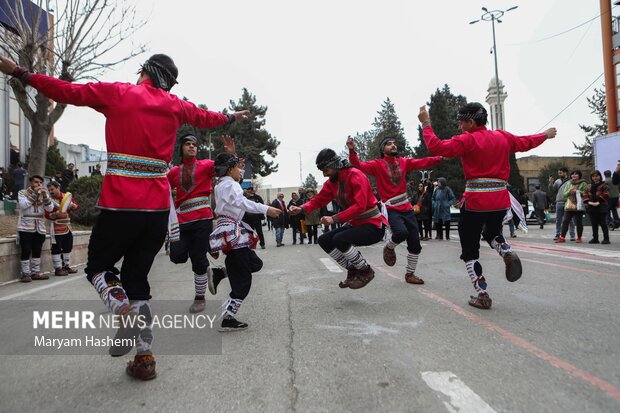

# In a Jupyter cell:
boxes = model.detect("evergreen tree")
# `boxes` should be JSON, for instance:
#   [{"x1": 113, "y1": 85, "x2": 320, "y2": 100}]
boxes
[
  {"x1": 368, "y1": 98, "x2": 413, "y2": 160},
  {"x1": 574, "y1": 87, "x2": 606, "y2": 167},
  {"x1": 45, "y1": 140, "x2": 66, "y2": 177},
  {"x1": 414, "y1": 85, "x2": 468, "y2": 197},
  {"x1": 303, "y1": 173, "x2": 318, "y2": 191},
  {"x1": 171, "y1": 90, "x2": 280, "y2": 179}
]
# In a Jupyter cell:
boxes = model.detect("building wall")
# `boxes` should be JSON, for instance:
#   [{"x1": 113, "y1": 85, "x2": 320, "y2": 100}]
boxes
[
  {"x1": 516, "y1": 155, "x2": 584, "y2": 193},
  {"x1": 56, "y1": 140, "x2": 107, "y2": 176}
]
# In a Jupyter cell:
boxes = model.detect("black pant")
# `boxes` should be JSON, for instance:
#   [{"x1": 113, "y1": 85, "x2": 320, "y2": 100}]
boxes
[
  {"x1": 388, "y1": 209, "x2": 422, "y2": 254},
  {"x1": 225, "y1": 247, "x2": 262, "y2": 300},
  {"x1": 535, "y1": 208, "x2": 546, "y2": 226},
  {"x1": 589, "y1": 211, "x2": 609, "y2": 241},
  {"x1": 608, "y1": 197, "x2": 619, "y2": 225},
  {"x1": 248, "y1": 219, "x2": 265, "y2": 247},
  {"x1": 435, "y1": 219, "x2": 450, "y2": 239},
  {"x1": 306, "y1": 225, "x2": 319, "y2": 243},
  {"x1": 169, "y1": 220, "x2": 212, "y2": 274},
  {"x1": 19, "y1": 231, "x2": 46, "y2": 260},
  {"x1": 561, "y1": 211, "x2": 583, "y2": 238},
  {"x1": 51, "y1": 232, "x2": 73, "y2": 254},
  {"x1": 318, "y1": 223, "x2": 385, "y2": 253},
  {"x1": 458, "y1": 209, "x2": 506, "y2": 261},
  {"x1": 85, "y1": 210, "x2": 168, "y2": 301}
]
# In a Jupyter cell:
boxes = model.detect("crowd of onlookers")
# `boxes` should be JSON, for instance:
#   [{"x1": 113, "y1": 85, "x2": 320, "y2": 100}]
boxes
[{"x1": 244, "y1": 163, "x2": 620, "y2": 248}]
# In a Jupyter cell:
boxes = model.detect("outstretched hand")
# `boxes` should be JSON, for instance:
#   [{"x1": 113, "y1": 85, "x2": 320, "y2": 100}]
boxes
[
  {"x1": 289, "y1": 205, "x2": 303, "y2": 216},
  {"x1": 418, "y1": 106, "x2": 430, "y2": 124},
  {"x1": 346, "y1": 135, "x2": 355, "y2": 151},
  {"x1": 233, "y1": 110, "x2": 250, "y2": 121},
  {"x1": 221, "y1": 134, "x2": 236, "y2": 154},
  {"x1": 545, "y1": 128, "x2": 557, "y2": 139},
  {"x1": 267, "y1": 206, "x2": 281, "y2": 218},
  {"x1": 0, "y1": 55, "x2": 17, "y2": 75}
]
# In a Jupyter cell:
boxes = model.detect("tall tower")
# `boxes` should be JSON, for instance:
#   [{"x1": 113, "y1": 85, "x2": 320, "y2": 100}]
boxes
[{"x1": 485, "y1": 76, "x2": 507, "y2": 130}]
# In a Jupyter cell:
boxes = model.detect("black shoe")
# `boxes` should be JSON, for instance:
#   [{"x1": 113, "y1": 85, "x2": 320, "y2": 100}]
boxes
[
  {"x1": 260, "y1": 245, "x2": 265, "y2": 249},
  {"x1": 589, "y1": 239, "x2": 600, "y2": 244},
  {"x1": 219, "y1": 316, "x2": 248, "y2": 332},
  {"x1": 208, "y1": 267, "x2": 228, "y2": 295},
  {"x1": 601, "y1": 239, "x2": 610, "y2": 245}
]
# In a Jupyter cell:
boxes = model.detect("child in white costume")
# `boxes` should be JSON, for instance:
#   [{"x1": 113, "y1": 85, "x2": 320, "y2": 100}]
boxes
[{"x1": 209, "y1": 153, "x2": 280, "y2": 331}]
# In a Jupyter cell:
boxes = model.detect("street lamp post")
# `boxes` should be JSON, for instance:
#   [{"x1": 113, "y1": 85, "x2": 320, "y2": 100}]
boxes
[{"x1": 470, "y1": 6, "x2": 518, "y2": 130}]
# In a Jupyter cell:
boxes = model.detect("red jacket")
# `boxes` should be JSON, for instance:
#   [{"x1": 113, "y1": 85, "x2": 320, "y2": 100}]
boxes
[
  {"x1": 423, "y1": 125, "x2": 547, "y2": 211},
  {"x1": 28, "y1": 74, "x2": 229, "y2": 211},
  {"x1": 349, "y1": 151, "x2": 442, "y2": 212},
  {"x1": 303, "y1": 168, "x2": 384, "y2": 228},
  {"x1": 167, "y1": 158, "x2": 215, "y2": 224}
]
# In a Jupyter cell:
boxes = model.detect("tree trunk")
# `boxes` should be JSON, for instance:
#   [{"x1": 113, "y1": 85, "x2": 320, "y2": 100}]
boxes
[{"x1": 28, "y1": 121, "x2": 51, "y2": 178}]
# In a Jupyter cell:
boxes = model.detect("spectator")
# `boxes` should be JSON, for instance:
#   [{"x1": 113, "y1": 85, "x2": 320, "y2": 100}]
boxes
[
  {"x1": 320, "y1": 199, "x2": 339, "y2": 233},
  {"x1": 288, "y1": 192, "x2": 305, "y2": 244},
  {"x1": 91, "y1": 164, "x2": 103, "y2": 176},
  {"x1": 61, "y1": 163, "x2": 78, "y2": 191},
  {"x1": 13, "y1": 162, "x2": 26, "y2": 198},
  {"x1": 242, "y1": 186, "x2": 266, "y2": 249},
  {"x1": 585, "y1": 170, "x2": 610, "y2": 244},
  {"x1": 603, "y1": 170, "x2": 619, "y2": 229},
  {"x1": 418, "y1": 180, "x2": 433, "y2": 240},
  {"x1": 550, "y1": 167, "x2": 576, "y2": 241},
  {"x1": 303, "y1": 189, "x2": 321, "y2": 244},
  {"x1": 532, "y1": 184, "x2": 548, "y2": 230},
  {"x1": 270, "y1": 192, "x2": 289, "y2": 247},
  {"x1": 556, "y1": 170, "x2": 587, "y2": 243},
  {"x1": 265, "y1": 199, "x2": 273, "y2": 231},
  {"x1": 432, "y1": 177, "x2": 455, "y2": 240},
  {"x1": 0, "y1": 166, "x2": 4, "y2": 199}
]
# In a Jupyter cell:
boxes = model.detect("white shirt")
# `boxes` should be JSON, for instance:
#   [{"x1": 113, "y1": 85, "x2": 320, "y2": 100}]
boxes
[
  {"x1": 17, "y1": 189, "x2": 54, "y2": 234},
  {"x1": 214, "y1": 177, "x2": 269, "y2": 221}
]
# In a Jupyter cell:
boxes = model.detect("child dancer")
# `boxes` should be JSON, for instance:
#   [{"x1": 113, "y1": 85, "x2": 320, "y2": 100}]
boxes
[{"x1": 209, "y1": 153, "x2": 280, "y2": 331}]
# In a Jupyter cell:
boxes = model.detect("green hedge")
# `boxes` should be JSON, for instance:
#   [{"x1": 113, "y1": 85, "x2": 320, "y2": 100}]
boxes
[{"x1": 67, "y1": 176, "x2": 103, "y2": 226}]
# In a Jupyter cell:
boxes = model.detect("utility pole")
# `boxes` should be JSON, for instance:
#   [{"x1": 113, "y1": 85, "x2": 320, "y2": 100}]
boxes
[{"x1": 601, "y1": 0, "x2": 618, "y2": 133}]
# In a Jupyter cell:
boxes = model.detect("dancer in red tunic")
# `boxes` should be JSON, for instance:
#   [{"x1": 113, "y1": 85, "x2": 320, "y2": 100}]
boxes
[
  {"x1": 0, "y1": 53, "x2": 248, "y2": 379},
  {"x1": 347, "y1": 136, "x2": 443, "y2": 284},
  {"x1": 289, "y1": 149, "x2": 386, "y2": 289},
  {"x1": 418, "y1": 102, "x2": 556, "y2": 309}
]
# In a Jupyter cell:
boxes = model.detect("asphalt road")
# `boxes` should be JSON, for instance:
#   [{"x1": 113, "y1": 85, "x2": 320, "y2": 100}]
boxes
[{"x1": 0, "y1": 224, "x2": 619, "y2": 412}]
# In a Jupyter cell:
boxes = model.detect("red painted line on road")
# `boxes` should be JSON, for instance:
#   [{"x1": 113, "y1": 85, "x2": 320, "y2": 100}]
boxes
[
  {"x1": 372, "y1": 264, "x2": 620, "y2": 404},
  {"x1": 520, "y1": 258, "x2": 620, "y2": 279}
]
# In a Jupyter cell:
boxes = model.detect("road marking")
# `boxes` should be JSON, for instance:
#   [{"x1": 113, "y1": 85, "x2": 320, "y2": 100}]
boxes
[
  {"x1": 319, "y1": 258, "x2": 343, "y2": 272},
  {"x1": 373, "y1": 263, "x2": 620, "y2": 404},
  {"x1": 0, "y1": 275, "x2": 84, "y2": 301},
  {"x1": 421, "y1": 371, "x2": 497, "y2": 413}
]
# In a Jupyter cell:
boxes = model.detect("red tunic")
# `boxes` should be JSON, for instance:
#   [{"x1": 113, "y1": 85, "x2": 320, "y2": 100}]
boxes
[
  {"x1": 349, "y1": 151, "x2": 442, "y2": 212},
  {"x1": 302, "y1": 168, "x2": 384, "y2": 228},
  {"x1": 27, "y1": 74, "x2": 229, "y2": 211},
  {"x1": 167, "y1": 158, "x2": 215, "y2": 224},
  {"x1": 45, "y1": 192, "x2": 79, "y2": 235},
  {"x1": 422, "y1": 125, "x2": 547, "y2": 211}
]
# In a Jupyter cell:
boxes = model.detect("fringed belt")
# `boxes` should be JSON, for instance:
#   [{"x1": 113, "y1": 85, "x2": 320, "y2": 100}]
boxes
[
  {"x1": 384, "y1": 192, "x2": 408, "y2": 207},
  {"x1": 107, "y1": 153, "x2": 167, "y2": 179},
  {"x1": 353, "y1": 206, "x2": 381, "y2": 222},
  {"x1": 465, "y1": 178, "x2": 507, "y2": 192},
  {"x1": 178, "y1": 196, "x2": 211, "y2": 214}
]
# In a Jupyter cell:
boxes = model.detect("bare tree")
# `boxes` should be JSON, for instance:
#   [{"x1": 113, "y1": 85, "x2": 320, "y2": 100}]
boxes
[{"x1": 1, "y1": 0, "x2": 146, "y2": 176}]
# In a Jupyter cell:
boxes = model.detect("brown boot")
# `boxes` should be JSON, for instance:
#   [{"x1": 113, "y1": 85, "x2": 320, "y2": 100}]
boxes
[
  {"x1": 383, "y1": 245, "x2": 396, "y2": 266},
  {"x1": 189, "y1": 297, "x2": 206, "y2": 313},
  {"x1": 64, "y1": 266, "x2": 78, "y2": 274},
  {"x1": 55, "y1": 268, "x2": 69, "y2": 276},
  {"x1": 348, "y1": 266, "x2": 375, "y2": 289},
  {"x1": 468, "y1": 292, "x2": 492, "y2": 309},
  {"x1": 503, "y1": 252, "x2": 522, "y2": 282},
  {"x1": 20, "y1": 274, "x2": 32, "y2": 283},
  {"x1": 339, "y1": 268, "x2": 356, "y2": 288},
  {"x1": 405, "y1": 272, "x2": 424, "y2": 284},
  {"x1": 126, "y1": 353, "x2": 157, "y2": 380},
  {"x1": 31, "y1": 273, "x2": 49, "y2": 280}
]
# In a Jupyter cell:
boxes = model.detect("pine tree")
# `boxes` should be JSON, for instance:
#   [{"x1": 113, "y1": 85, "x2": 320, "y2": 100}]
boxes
[
  {"x1": 574, "y1": 87, "x2": 606, "y2": 167},
  {"x1": 45, "y1": 140, "x2": 66, "y2": 177},
  {"x1": 303, "y1": 173, "x2": 318, "y2": 191},
  {"x1": 368, "y1": 98, "x2": 413, "y2": 160},
  {"x1": 414, "y1": 85, "x2": 468, "y2": 197}
]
